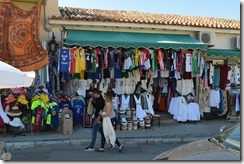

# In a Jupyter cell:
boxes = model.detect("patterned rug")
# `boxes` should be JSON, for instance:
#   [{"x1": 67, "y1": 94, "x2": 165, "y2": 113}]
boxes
[{"x1": 0, "y1": 0, "x2": 48, "y2": 71}]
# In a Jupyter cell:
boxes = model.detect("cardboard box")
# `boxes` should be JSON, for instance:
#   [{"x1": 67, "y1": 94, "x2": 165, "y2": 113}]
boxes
[{"x1": 61, "y1": 109, "x2": 73, "y2": 135}]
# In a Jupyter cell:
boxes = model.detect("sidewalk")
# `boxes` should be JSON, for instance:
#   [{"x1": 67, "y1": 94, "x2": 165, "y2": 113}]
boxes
[{"x1": 0, "y1": 112, "x2": 238, "y2": 151}]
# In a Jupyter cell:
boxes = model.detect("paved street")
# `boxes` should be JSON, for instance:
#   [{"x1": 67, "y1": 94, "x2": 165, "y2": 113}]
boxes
[{"x1": 9, "y1": 142, "x2": 183, "y2": 161}]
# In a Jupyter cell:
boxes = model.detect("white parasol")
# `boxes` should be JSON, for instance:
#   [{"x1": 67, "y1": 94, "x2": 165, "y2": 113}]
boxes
[{"x1": 0, "y1": 61, "x2": 36, "y2": 89}]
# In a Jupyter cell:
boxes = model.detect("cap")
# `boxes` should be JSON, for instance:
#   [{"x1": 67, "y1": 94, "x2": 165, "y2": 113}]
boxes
[
  {"x1": 17, "y1": 94, "x2": 28, "y2": 105},
  {"x1": 6, "y1": 94, "x2": 16, "y2": 104}
]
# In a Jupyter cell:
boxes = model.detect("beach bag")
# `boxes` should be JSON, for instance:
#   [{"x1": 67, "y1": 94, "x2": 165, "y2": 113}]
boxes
[{"x1": 87, "y1": 100, "x2": 94, "y2": 115}]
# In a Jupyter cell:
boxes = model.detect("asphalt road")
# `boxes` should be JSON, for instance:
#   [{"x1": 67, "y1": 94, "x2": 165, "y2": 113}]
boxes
[{"x1": 9, "y1": 142, "x2": 183, "y2": 161}]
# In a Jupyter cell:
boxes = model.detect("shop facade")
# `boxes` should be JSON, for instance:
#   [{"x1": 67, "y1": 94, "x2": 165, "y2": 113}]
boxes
[{"x1": 0, "y1": 0, "x2": 240, "y2": 135}]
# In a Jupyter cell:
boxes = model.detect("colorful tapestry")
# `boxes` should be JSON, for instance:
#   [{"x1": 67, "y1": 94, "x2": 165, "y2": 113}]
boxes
[{"x1": 0, "y1": 0, "x2": 48, "y2": 71}]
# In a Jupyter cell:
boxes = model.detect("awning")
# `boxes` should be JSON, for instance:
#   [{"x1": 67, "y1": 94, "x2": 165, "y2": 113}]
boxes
[
  {"x1": 65, "y1": 29, "x2": 207, "y2": 50},
  {"x1": 207, "y1": 49, "x2": 240, "y2": 58}
]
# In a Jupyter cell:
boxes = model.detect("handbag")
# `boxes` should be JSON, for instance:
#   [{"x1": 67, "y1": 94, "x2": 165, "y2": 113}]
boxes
[{"x1": 87, "y1": 100, "x2": 94, "y2": 115}]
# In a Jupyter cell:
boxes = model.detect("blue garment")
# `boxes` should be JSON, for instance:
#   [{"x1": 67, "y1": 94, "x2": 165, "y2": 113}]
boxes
[
  {"x1": 71, "y1": 98, "x2": 85, "y2": 124},
  {"x1": 59, "y1": 48, "x2": 70, "y2": 73},
  {"x1": 48, "y1": 103, "x2": 60, "y2": 128},
  {"x1": 213, "y1": 67, "x2": 220, "y2": 87},
  {"x1": 59, "y1": 100, "x2": 72, "y2": 110},
  {"x1": 114, "y1": 66, "x2": 122, "y2": 79},
  {"x1": 89, "y1": 120, "x2": 102, "y2": 148}
]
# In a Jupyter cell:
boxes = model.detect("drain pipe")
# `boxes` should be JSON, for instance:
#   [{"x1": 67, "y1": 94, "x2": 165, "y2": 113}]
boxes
[{"x1": 43, "y1": 0, "x2": 52, "y2": 32}]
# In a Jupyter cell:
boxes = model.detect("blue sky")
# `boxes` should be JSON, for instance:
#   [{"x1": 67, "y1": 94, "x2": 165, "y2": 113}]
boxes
[{"x1": 58, "y1": 0, "x2": 240, "y2": 20}]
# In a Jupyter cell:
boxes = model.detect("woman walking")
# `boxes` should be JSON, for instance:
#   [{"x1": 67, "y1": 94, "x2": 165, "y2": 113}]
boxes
[{"x1": 97, "y1": 91, "x2": 124, "y2": 152}]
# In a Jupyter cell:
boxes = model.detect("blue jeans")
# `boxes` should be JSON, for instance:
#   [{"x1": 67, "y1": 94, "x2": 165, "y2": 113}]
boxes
[{"x1": 89, "y1": 120, "x2": 102, "y2": 148}]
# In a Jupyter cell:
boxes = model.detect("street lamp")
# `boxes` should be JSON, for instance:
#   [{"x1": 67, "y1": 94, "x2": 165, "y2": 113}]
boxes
[{"x1": 48, "y1": 32, "x2": 58, "y2": 54}]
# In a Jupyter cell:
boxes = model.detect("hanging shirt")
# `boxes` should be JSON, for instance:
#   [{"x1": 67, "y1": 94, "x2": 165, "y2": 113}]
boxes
[
  {"x1": 192, "y1": 51, "x2": 198, "y2": 73},
  {"x1": 108, "y1": 48, "x2": 116, "y2": 69},
  {"x1": 59, "y1": 48, "x2": 70, "y2": 73},
  {"x1": 157, "y1": 49, "x2": 165, "y2": 71},
  {"x1": 185, "y1": 52, "x2": 192, "y2": 72},
  {"x1": 75, "y1": 48, "x2": 82, "y2": 73},
  {"x1": 150, "y1": 49, "x2": 157, "y2": 71},
  {"x1": 47, "y1": 101, "x2": 60, "y2": 129},
  {"x1": 86, "y1": 49, "x2": 96, "y2": 73},
  {"x1": 134, "y1": 49, "x2": 141, "y2": 67},
  {"x1": 71, "y1": 96, "x2": 85, "y2": 124},
  {"x1": 177, "y1": 50, "x2": 183, "y2": 72},
  {"x1": 69, "y1": 48, "x2": 75, "y2": 74},
  {"x1": 103, "y1": 48, "x2": 109, "y2": 69},
  {"x1": 80, "y1": 48, "x2": 86, "y2": 71}
]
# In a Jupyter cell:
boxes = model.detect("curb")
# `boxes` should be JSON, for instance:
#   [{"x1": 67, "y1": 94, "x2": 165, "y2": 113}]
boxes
[{"x1": 5, "y1": 136, "x2": 208, "y2": 150}]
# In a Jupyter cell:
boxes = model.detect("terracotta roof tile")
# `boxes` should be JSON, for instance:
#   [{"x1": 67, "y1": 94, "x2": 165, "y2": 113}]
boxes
[{"x1": 50, "y1": 7, "x2": 240, "y2": 30}]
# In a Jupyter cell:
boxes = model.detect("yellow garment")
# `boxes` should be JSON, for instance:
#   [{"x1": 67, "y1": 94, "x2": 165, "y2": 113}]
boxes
[
  {"x1": 80, "y1": 71, "x2": 85, "y2": 79},
  {"x1": 32, "y1": 95, "x2": 40, "y2": 102},
  {"x1": 134, "y1": 49, "x2": 141, "y2": 67},
  {"x1": 75, "y1": 48, "x2": 82, "y2": 73},
  {"x1": 80, "y1": 48, "x2": 86, "y2": 71},
  {"x1": 31, "y1": 100, "x2": 46, "y2": 123}
]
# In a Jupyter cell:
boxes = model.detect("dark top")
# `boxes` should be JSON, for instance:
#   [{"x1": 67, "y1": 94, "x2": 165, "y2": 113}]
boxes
[{"x1": 91, "y1": 95, "x2": 105, "y2": 119}]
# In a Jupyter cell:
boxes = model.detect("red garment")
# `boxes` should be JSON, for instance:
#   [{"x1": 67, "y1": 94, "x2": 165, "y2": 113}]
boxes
[
  {"x1": 33, "y1": 107, "x2": 46, "y2": 132},
  {"x1": 177, "y1": 50, "x2": 183, "y2": 72},
  {"x1": 219, "y1": 65, "x2": 228, "y2": 89},
  {"x1": 68, "y1": 48, "x2": 75, "y2": 74},
  {"x1": 0, "y1": 117, "x2": 4, "y2": 127},
  {"x1": 157, "y1": 49, "x2": 165, "y2": 70}
]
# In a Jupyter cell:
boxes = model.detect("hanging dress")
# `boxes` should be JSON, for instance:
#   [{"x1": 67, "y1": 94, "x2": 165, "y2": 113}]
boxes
[
  {"x1": 145, "y1": 93, "x2": 154, "y2": 115},
  {"x1": 121, "y1": 94, "x2": 130, "y2": 110},
  {"x1": 133, "y1": 95, "x2": 147, "y2": 120}
]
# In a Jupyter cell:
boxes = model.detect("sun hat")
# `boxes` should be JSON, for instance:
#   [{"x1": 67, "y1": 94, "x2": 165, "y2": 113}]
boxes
[
  {"x1": 5, "y1": 105, "x2": 22, "y2": 117},
  {"x1": 6, "y1": 94, "x2": 16, "y2": 104},
  {"x1": 9, "y1": 117, "x2": 25, "y2": 128},
  {"x1": 10, "y1": 87, "x2": 26, "y2": 94},
  {"x1": 17, "y1": 94, "x2": 28, "y2": 105},
  {"x1": 119, "y1": 107, "x2": 126, "y2": 114}
]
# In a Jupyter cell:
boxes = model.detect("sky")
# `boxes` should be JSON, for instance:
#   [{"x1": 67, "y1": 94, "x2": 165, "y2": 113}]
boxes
[{"x1": 58, "y1": 0, "x2": 241, "y2": 20}]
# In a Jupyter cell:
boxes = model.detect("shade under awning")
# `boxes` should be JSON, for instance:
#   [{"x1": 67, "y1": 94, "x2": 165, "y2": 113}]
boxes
[
  {"x1": 65, "y1": 29, "x2": 207, "y2": 50},
  {"x1": 207, "y1": 49, "x2": 240, "y2": 58}
]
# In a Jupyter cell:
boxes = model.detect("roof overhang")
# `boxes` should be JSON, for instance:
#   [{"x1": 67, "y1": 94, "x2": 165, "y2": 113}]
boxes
[{"x1": 49, "y1": 20, "x2": 241, "y2": 35}]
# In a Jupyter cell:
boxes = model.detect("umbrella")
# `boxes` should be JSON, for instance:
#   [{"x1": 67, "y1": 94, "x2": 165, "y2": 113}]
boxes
[{"x1": 0, "y1": 61, "x2": 36, "y2": 89}]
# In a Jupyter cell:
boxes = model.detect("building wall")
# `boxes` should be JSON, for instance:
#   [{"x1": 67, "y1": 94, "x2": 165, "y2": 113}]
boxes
[{"x1": 13, "y1": 0, "x2": 240, "y2": 50}]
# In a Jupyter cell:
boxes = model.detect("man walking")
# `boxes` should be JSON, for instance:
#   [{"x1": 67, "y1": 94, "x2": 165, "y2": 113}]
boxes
[{"x1": 84, "y1": 88, "x2": 105, "y2": 151}]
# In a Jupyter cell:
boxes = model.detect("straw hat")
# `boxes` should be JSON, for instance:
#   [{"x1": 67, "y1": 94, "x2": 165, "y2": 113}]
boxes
[
  {"x1": 17, "y1": 94, "x2": 28, "y2": 105},
  {"x1": 6, "y1": 94, "x2": 16, "y2": 104},
  {"x1": 5, "y1": 105, "x2": 22, "y2": 117}
]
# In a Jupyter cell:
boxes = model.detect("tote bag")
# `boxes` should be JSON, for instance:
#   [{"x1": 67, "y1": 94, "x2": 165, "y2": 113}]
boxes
[{"x1": 87, "y1": 100, "x2": 94, "y2": 115}]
